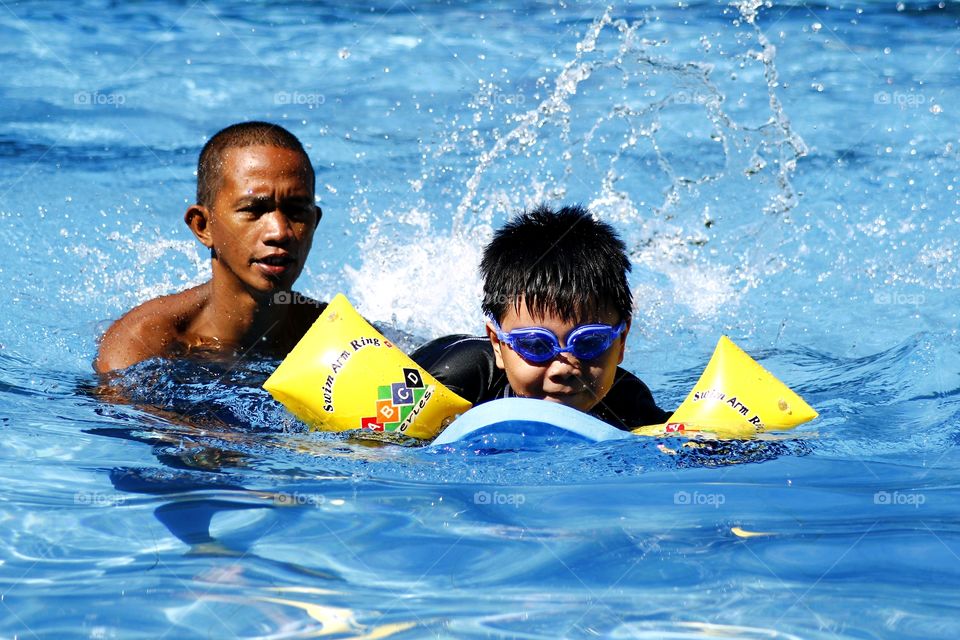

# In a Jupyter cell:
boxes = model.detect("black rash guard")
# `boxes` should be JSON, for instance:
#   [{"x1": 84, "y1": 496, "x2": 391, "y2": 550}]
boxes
[{"x1": 411, "y1": 334, "x2": 671, "y2": 431}]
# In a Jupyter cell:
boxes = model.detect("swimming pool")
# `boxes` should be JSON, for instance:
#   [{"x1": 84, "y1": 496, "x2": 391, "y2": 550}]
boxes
[{"x1": 1, "y1": 0, "x2": 959, "y2": 637}]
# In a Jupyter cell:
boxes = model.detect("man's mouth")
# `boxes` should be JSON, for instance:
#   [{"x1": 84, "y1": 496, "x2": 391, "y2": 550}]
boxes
[{"x1": 253, "y1": 253, "x2": 296, "y2": 276}]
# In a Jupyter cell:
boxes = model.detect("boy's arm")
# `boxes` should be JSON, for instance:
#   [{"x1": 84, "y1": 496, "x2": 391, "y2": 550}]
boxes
[
  {"x1": 591, "y1": 367, "x2": 672, "y2": 431},
  {"x1": 411, "y1": 335, "x2": 505, "y2": 404}
]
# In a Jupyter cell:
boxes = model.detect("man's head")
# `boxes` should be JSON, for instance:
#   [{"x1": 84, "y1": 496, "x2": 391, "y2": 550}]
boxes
[
  {"x1": 185, "y1": 122, "x2": 321, "y2": 299},
  {"x1": 481, "y1": 204, "x2": 633, "y2": 412},
  {"x1": 196, "y1": 121, "x2": 315, "y2": 207}
]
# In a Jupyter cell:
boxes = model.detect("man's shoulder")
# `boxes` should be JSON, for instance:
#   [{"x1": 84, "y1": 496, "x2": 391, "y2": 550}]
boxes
[
  {"x1": 94, "y1": 285, "x2": 208, "y2": 373},
  {"x1": 125, "y1": 286, "x2": 207, "y2": 326}
]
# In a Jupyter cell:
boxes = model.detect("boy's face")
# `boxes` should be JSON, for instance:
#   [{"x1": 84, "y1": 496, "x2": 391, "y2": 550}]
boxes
[
  {"x1": 189, "y1": 144, "x2": 319, "y2": 297},
  {"x1": 486, "y1": 301, "x2": 629, "y2": 413}
]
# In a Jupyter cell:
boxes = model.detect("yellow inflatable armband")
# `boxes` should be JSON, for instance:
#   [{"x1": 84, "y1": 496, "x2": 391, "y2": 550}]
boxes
[
  {"x1": 633, "y1": 336, "x2": 817, "y2": 439},
  {"x1": 263, "y1": 294, "x2": 472, "y2": 439}
]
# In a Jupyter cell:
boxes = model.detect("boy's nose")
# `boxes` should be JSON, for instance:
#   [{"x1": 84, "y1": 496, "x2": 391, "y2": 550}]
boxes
[{"x1": 545, "y1": 352, "x2": 581, "y2": 378}]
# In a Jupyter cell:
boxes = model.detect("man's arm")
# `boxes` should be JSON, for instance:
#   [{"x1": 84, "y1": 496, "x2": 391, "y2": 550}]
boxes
[
  {"x1": 94, "y1": 299, "x2": 181, "y2": 373},
  {"x1": 95, "y1": 284, "x2": 213, "y2": 374}
]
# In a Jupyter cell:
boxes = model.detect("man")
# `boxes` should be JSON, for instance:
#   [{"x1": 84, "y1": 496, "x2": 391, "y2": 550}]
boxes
[{"x1": 95, "y1": 121, "x2": 325, "y2": 373}]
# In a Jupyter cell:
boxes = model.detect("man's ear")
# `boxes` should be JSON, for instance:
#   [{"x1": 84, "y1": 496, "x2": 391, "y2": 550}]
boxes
[
  {"x1": 184, "y1": 204, "x2": 213, "y2": 249},
  {"x1": 617, "y1": 317, "x2": 632, "y2": 365},
  {"x1": 314, "y1": 205, "x2": 323, "y2": 227},
  {"x1": 486, "y1": 320, "x2": 506, "y2": 370}
]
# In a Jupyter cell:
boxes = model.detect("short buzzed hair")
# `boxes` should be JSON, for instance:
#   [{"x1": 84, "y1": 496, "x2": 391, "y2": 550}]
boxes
[
  {"x1": 480, "y1": 204, "x2": 633, "y2": 324},
  {"x1": 196, "y1": 121, "x2": 314, "y2": 207}
]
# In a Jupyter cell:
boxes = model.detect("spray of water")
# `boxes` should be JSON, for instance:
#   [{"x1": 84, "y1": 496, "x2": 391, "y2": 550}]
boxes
[
  {"x1": 60, "y1": 222, "x2": 209, "y2": 315},
  {"x1": 349, "y1": 4, "x2": 807, "y2": 341}
]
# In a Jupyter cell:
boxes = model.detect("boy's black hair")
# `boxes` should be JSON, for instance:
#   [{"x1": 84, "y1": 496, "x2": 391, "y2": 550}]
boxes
[
  {"x1": 196, "y1": 121, "x2": 314, "y2": 207},
  {"x1": 480, "y1": 204, "x2": 633, "y2": 324}
]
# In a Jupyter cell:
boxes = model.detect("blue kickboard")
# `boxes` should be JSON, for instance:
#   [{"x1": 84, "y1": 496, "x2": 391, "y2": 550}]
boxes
[{"x1": 431, "y1": 397, "x2": 634, "y2": 446}]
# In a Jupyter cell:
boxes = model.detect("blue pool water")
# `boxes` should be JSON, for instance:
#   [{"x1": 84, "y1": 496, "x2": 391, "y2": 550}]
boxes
[{"x1": 1, "y1": 0, "x2": 959, "y2": 637}]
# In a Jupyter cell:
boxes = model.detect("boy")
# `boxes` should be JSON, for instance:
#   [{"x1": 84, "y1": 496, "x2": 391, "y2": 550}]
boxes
[
  {"x1": 412, "y1": 204, "x2": 670, "y2": 430},
  {"x1": 94, "y1": 121, "x2": 325, "y2": 373}
]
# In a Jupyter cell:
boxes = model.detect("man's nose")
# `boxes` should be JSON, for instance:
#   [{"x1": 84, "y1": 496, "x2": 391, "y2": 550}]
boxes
[{"x1": 261, "y1": 210, "x2": 294, "y2": 243}]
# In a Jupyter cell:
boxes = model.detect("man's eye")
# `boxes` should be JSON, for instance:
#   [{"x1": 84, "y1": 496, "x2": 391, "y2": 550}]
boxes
[
  {"x1": 240, "y1": 204, "x2": 270, "y2": 216},
  {"x1": 284, "y1": 203, "x2": 314, "y2": 219}
]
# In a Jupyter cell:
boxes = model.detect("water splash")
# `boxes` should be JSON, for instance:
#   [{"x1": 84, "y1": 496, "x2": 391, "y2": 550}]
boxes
[
  {"x1": 60, "y1": 226, "x2": 209, "y2": 315},
  {"x1": 345, "y1": 214, "x2": 487, "y2": 336},
  {"x1": 732, "y1": 0, "x2": 809, "y2": 217},
  {"x1": 351, "y1": 5, "x2": 808, "y2": 338},
  {"x1": 453, "y1": 10, "x2": 616, "y2": 231}
]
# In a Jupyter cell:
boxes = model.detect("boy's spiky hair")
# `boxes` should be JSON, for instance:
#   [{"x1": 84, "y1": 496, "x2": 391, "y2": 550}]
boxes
[
  {"x1": 480, "y1": 204, "x2": 633, "y2": 323},
  {"x1": 196, "y1": 121, "x2": 314, "y2": 207}
]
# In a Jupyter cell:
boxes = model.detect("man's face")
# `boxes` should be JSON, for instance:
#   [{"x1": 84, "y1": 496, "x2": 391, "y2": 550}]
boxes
[
  {"x1": 205, "y1": 145, "x2": 318, "y2": 296},
  {"x1": 487, "y1": 301, "x2": 629, "y2": 413}
]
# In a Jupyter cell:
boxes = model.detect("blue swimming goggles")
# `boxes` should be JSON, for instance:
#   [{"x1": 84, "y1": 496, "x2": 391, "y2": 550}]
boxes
[{"x1": 489, "y1": 316, "x2": 627, "y2": 364}]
